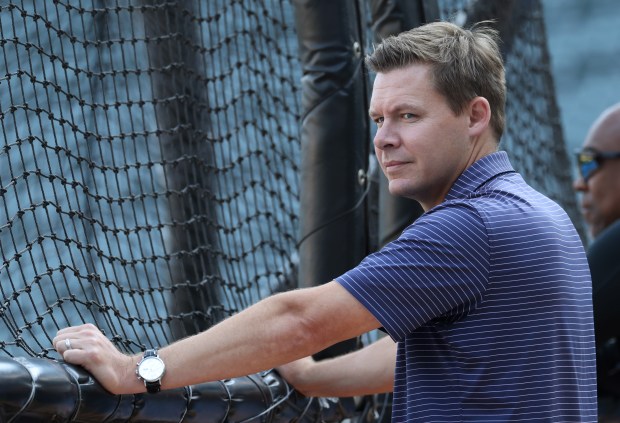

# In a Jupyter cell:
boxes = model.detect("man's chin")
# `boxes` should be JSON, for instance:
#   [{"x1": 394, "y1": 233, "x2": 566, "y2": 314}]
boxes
[{"x1": 387, "y1": 182, "x2": 417, "y2": 199}]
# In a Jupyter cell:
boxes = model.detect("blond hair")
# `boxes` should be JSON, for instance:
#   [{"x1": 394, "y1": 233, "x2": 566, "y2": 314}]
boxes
[{"x1": 366, "y1": 21, "x2": 506, "y2": 139}]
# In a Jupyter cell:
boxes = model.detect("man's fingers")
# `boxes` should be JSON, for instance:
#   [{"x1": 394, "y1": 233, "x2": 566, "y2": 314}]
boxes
[{"x1": 53, "y1": 324, "x2": 105, "y2": 359}]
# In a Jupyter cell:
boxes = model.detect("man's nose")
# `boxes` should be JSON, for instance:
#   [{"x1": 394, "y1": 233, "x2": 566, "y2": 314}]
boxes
[
  {"x1": 573, "y1": 175, "x2": 588, "y2": 192},
  {"x1": 373, "y1": 122, "x2": 400, "y2": 150}
]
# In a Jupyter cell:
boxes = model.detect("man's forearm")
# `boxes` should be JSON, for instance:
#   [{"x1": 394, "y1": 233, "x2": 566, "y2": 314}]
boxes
[
  {"x1": 55, "y1": 281, "x2": 381, "y2": 395},
  {"x1": 137, "y1": 282, "x2": 380, "y2": 392},
  {"x1": 156, "y1": 291, "x2": 322, "y2": 390},
  {"x1": 278, "y1": 336, "x2": 396, "y2": 398}
]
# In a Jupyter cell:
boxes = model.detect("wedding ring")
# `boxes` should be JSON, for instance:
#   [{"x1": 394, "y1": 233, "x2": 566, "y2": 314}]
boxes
[{"x1": 65, "y1": 338, "x2": 72, "y2": 350}]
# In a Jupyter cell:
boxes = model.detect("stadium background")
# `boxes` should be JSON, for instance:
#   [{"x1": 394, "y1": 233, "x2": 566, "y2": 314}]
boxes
[{"x1": 543, "y1": 0, "x2": 620, "y2": 190}]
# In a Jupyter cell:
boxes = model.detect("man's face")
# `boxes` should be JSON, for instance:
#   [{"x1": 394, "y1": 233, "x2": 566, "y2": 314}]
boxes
[
  {"x1": 369, "y1": 64, "x2": 473, "y2": 211},
  {"x1": 574, "y1": 113, "x2": 620, "y2": 238}
]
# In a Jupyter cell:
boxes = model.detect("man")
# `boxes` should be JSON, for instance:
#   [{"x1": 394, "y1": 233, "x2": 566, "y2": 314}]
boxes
[
  {"x1": 574, "y1": 103, "x2": 620, "y2": 420},
  {"x1": 54, "y1": 21, "x2": 597, "y2": 421},
  {"x1": 574, "y1": 103, "x2": 620, "y2": 239}
]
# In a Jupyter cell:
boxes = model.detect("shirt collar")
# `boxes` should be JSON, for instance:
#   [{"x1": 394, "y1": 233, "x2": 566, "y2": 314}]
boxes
[{"x1": 445, "y1": 151, "x2": 515, "y2": 201}]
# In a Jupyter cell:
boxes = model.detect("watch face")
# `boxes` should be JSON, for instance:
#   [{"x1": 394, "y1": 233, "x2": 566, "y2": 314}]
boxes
[{"x1": 138, "y1": 356, "x2": 165, "y2": 382}]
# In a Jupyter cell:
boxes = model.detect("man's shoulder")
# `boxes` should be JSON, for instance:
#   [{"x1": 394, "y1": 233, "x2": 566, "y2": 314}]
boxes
[
  {"x1": 404, "y1": 201, "x2": 488, "y2": 245},
  {"x1": 466, "y1": 171, "x2": 557, "y2": 216}
]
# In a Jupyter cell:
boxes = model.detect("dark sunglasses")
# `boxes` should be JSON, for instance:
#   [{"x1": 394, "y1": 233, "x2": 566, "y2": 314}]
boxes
[{"x1": 575, "y1": 149, "x2": 620, "y2": 182}]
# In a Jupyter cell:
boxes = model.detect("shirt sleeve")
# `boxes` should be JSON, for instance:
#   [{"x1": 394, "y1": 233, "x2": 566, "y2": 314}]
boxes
[{"x1": 336, "y1": 203, "x2": 490, "y2": 342}]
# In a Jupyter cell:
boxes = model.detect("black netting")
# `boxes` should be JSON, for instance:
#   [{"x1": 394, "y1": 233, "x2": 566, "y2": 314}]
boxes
[{"x1": 0, "y1": 0, "x2": 301, "y2": 358}]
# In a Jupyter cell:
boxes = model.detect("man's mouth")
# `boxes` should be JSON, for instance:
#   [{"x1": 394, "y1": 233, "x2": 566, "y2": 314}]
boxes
[{"x1": 383, "y1": 160, "x2": 408, "y2": 168}]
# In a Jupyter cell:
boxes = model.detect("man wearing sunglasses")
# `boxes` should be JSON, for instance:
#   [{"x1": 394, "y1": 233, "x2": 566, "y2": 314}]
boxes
[
  {"x1": 574, "y1": 103, "x2": 620, "y2": 239},
  {"x1": 575, "y1": 103, "x2": 620, "y2": 421}
]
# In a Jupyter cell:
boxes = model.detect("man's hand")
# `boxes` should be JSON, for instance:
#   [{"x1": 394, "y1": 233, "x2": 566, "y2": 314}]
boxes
[{"x1": 53, "y1": 324, "x2": 141, "y2": 395}]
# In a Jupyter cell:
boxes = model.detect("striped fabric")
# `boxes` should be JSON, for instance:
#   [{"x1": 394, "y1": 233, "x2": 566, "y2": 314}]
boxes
[{"x1": 337, "y1": 152, "x2": 597, "y2": 422}]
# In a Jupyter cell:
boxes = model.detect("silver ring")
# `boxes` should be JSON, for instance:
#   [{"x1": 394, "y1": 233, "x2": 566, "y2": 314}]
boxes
[{"x1": 65, "y1": 338, "x2": 72, "y2": 350}]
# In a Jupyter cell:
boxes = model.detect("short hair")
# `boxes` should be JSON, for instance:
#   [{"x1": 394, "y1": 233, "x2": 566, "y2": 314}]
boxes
[{"x1": 366, "y1": 21, "x2": 506, "y2": 139}]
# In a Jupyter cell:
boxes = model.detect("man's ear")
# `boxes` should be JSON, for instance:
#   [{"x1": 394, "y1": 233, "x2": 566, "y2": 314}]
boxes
[{"x1": 468, "y1": 96, "x2": 491, "y2": 137}]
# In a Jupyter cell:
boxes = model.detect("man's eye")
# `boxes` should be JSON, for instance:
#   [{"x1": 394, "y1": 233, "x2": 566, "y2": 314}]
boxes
[
  {"x1": 402, "y1": 113, "x2": 415, "y2": 120},
  {"x1": 374, "y1": 117, "x2": 384, "y2": 126}
]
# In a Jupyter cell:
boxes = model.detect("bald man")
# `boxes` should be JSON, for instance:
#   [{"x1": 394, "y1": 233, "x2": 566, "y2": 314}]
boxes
[
  {"x1": 574, "y1": 103, "x2": 620, "y2": 238},
  {"x1": 574, "y1": 103, "x2": 620, "y2": 421}
]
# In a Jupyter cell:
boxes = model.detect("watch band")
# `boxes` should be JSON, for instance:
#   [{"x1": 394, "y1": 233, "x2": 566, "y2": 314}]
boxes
[
  {"x1": 144, "y1": 348, "x2": 157, "y2": 359},
  {"x1": 145, "y1": 380, "x2": 161, "y2": 393}
]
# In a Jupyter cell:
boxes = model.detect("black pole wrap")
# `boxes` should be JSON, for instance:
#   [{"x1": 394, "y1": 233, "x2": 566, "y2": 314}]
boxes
[
  {"x1": 293, "y1": 0, "x2": 371, "y2": 289},
  {"x1": 292, "y1": 0, "x2": 371, "y2": 360},
  {"x1": 0, "y1": 357, "x2": 356, "y2": 422}
]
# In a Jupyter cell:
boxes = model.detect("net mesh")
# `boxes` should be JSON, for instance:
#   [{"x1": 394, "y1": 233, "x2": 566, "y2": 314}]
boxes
[
  {"x1": 0, "y1": 0, "x2": 583, "y2": 365},
  {"x1": 0, "y1": 0, "x2": 301, "y2": 357}
]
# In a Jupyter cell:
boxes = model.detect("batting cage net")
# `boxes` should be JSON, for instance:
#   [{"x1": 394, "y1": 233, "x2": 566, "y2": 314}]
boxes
[
  {"x1": 0, "y1": 0, "x2": 583, "y2": 421},
  {"x1": 1, "y1": 0, "x2": 302, "y2": 357}
]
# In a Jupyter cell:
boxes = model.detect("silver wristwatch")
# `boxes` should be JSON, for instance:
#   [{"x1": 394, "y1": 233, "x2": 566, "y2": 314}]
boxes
[{"x1": 136, "y1": 348, "x2": 165, "y2": 393}]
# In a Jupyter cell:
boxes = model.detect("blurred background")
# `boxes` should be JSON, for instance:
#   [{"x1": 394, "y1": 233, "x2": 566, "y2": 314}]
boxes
[{"x1": 543, "y1": 0, "x2": 620, "y2": 177}]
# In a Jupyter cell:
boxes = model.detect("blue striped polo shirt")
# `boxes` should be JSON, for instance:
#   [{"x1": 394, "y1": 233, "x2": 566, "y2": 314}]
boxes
[{"x1": 337, "y1": 152, "x2": 597, "y2": 422}]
